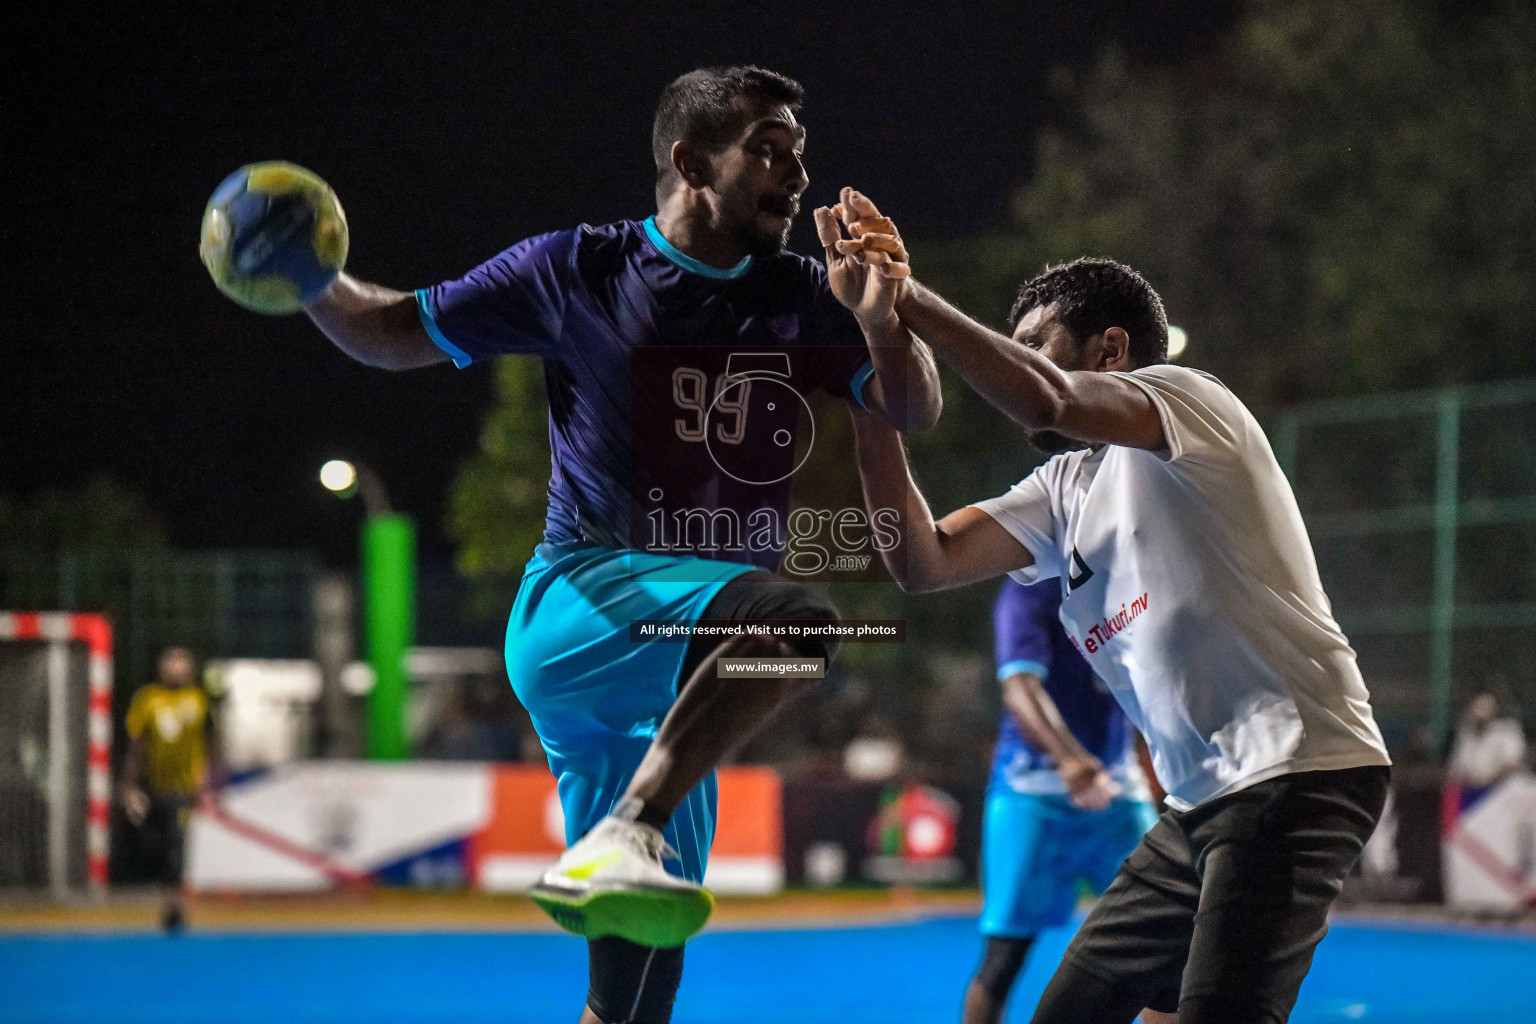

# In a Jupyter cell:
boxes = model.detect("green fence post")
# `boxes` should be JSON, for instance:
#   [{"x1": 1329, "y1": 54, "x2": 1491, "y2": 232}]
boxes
[
  {"x1": 215, "y1": 552, "x2": 236, "y2": 656},
  {"x1": 1272, "y1": 413, "x2": 1299, "y2": 483},
  {"x1": 57, "y1": 553, "x2": 76, "y2": 610},
  {"x1": 128, "y1": 552, "x2": 147, "y2": 693},
  {"x1": 362, "y1": 514, "x2": 415, "y2": 760},
  {"x1": 1428, "y1": 391, "x2": 1461, "y2": 748}
]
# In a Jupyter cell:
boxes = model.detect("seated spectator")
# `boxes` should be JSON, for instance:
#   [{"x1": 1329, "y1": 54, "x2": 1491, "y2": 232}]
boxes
[{"x1": 1447, "y1": 692, "x2": 1527, "y2": 792}]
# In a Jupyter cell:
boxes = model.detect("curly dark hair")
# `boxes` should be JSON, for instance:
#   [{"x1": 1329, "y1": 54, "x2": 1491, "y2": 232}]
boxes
[
  {"x1": 652, "y1": 66, "x2": 805, "y2": 202},
  {"x1": 1009, "y1": 257, "x2": 1169, "y2": 367}
]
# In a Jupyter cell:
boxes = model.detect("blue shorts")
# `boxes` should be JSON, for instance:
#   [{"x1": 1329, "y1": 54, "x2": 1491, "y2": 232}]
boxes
[
  {"x1": 979, "y1": 789, "x2": 1158, "y2": 939},
  {"x1": 505, "y1": 544, "x2": 758, "y2": 884}
]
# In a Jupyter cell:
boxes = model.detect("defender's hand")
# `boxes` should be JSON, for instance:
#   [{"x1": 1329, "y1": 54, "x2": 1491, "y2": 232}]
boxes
[
  {"x1": 815, "y1": 188, "x2": 910, "y2": 328},
  {"x1": 1058, "y1": 756, "x2": 1120, "y2": 812}
]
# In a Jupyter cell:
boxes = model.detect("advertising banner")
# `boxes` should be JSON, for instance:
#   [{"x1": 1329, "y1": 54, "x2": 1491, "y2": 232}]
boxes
[
  {"x1": 783, "y1": 780, "x2": 982, "y2": 887},
  {"x1": 1442, "y1": 772, "x2": 1536, "y2": 911},
  {"x1": 186, "y1": 762, "x2": 783, "y2": 895}
]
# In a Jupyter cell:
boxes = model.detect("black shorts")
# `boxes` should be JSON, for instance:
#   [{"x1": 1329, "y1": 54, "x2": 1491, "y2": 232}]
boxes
[
  {"x1": 137, "y1": 795, "x2": 194, "y2": 886},
  {"x1": 1033, "y1": 764, "x2": 1390, "y2": 1024},
  {"x1": 676, "y1": 570, "x2": 840, "y2": 684}
]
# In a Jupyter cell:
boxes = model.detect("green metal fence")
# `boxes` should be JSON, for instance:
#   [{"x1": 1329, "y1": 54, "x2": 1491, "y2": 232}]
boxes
[
  {"x1": 1271, "y1": 378, "x2": 1536, "y2": 745},
  {"x1": 0, "y1": 549, "x2": 321, "y2": 702},
  {"x1": 6, "y1": 381, "x2": 1533, "y2": 754}
]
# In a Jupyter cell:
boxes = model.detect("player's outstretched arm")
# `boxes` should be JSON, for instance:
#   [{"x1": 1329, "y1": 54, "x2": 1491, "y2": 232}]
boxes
[
  {"x1": 850, "y1": 405, "x2": 1032, "y2": 594},
  {"x1": 305, "y1": 273, "x2": 448, "y2": 370},
  {"x1": 815, "y1": 190, "x2": 942, "y2": 433},
  {"x1": 857, "y1": 302, "x2": 943, "y2": 434},
  {"x1": 891, "y1": 280, "x2": 1163, "y2": 449},
  {"x1": 836, "y1": 221, "x2": 1164, "y2": 450}
]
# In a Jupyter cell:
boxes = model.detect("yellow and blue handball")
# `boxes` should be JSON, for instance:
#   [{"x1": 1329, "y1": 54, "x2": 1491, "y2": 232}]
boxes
[{"x1": 199, "y1": 161, "x2": 348, "y2": 315}]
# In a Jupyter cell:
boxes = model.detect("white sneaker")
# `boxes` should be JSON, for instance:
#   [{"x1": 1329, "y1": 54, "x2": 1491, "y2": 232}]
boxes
[{"x1": 528, "y1": 816, "x2": 714, "y2": 947}]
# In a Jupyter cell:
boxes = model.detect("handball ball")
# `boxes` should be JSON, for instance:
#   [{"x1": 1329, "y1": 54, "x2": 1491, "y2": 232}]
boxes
[{"x1": 199, "y1": 161, "x2": 348, "y2": 315}]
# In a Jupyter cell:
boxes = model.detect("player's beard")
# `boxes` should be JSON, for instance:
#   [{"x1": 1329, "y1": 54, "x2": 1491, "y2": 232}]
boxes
[
  {"x1": 735, "y1": 194, "x2": 799, "y2": 256},
  {"x1": 1027, "y1": 428, "x2": 1089, "y2": 455}
]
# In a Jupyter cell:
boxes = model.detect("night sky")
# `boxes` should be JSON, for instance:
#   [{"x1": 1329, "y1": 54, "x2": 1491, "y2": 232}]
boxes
[{"x1": 10, "y1": 3, "x2": 1233, "y2": 561}]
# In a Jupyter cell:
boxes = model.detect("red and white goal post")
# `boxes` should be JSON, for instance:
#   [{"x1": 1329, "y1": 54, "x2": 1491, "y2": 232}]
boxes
[{"x1": 0, "y1": 613, "x2": 113, "y2": 893}]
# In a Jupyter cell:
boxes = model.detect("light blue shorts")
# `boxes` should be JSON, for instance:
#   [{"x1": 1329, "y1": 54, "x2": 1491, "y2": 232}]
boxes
[
  {"x1": 979, "y1": 789, "x2": 1158, "y2": 938},
  {"x1": 505, "y1": 545, "x2": 758, "y2": 884}
]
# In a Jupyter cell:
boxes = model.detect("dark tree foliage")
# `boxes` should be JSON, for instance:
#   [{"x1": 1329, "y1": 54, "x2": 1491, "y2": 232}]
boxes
[{"x1": 924, "y1": 0, "x2": 1535, "y2": 410}]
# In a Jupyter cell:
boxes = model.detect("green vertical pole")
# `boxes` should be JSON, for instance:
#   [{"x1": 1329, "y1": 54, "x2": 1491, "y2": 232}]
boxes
[
  {"x1": 1272, "y1": 413, "x2": 1299, "y2": 483},
  {"x1": 129, "y1": 553, "x2": 147, "y2": 695},
  {"x1": 1428, "y1": 392, "x2": 1460, "y2": 748},
  {"x1": 216, "y1": 552, "x2": 236, "y2": 657},
  {"x1": 58, "y1": 552, "x2": 77, "y2": 610},
  {"x1": 362, "y1": 514, "x2": 415, "y2": 760}
]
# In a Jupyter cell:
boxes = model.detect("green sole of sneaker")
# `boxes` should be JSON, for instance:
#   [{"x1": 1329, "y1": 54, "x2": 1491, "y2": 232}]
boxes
[{"x1": 528, "y1": 883, "x2": 715, "y2": 948}]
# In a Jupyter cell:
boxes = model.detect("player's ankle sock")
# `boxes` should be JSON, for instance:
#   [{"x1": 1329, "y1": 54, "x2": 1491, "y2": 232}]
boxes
[{"x1": 612, "y1": 795, "x2": 671, "y2": 831}]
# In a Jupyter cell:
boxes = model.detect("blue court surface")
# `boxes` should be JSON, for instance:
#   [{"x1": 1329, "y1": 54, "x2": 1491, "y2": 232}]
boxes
[{"x1": 2, "y1": 914, "x2": 1530, "y2": 1023}]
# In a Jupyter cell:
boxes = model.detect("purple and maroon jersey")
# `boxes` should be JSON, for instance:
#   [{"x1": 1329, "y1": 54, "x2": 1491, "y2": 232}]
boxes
[{"x1": 416, "y1": 217, "x2": 874, "y2": 572}]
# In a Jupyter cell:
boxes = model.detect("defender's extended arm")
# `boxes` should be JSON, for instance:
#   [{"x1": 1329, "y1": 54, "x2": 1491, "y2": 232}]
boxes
[{"x1": 849, "y1": 405, "x2": 1032, "y2": 594}]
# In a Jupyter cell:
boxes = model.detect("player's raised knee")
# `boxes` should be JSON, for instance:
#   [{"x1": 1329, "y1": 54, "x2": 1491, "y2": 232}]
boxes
[{"x1": 772, "y1": 581, "x2": 842, "y2": 668}]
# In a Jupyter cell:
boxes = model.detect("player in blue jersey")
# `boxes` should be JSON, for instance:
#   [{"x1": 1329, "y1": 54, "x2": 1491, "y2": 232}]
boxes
[
  {"x1": 301, "y1": 66, "x2": 941, "y2": 1024},
  {"x1": 963, "y1": 578, "x2": 1163, "y2": 1024}
]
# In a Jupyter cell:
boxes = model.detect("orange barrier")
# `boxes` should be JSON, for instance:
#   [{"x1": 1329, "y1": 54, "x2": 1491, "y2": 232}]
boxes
[{"x1": 472, "y1": 765, "x2": 784, "y2": 894}]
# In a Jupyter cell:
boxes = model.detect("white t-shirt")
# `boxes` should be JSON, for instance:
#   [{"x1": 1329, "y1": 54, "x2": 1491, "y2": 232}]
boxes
[
  {"x1": 973, "y1": 364, "x2": 1390, "y2": 811},
  {"x1": 1448, "y1": 719, "x2": 1527, "y2": 787}
]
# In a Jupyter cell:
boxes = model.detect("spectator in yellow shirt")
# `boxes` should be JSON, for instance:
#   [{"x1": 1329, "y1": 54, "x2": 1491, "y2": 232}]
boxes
[{"x1": 120, "y1": 646, "x2": 220, "y2": 931}]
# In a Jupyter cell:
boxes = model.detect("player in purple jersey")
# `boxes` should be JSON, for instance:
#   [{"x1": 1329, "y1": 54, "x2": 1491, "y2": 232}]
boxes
[
  {"x1": 301, "y1": 66, "x2": 940, "y2": 1024},
  {"x1": 964, "y1": 579, "x2": 1161, "y2": 1024}
]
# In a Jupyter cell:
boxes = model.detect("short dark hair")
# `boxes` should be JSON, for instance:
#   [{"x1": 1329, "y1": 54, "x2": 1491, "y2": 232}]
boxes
[
  {"x1": 1010, "y1": 257, "x2": 1169, "y2": 367},
  {"x1": 652, "y1": 66, "x2": 805, "y2": 198}
]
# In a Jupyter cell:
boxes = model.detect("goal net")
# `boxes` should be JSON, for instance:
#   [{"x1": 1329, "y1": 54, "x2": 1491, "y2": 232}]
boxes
[{"x1": 0, "y1": 613, "x2": 112, "y2": 894}]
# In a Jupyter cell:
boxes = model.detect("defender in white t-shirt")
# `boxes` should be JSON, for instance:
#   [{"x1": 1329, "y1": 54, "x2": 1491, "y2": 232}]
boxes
[
  {"x1": 971, "y1": 360, "x2": 1389, "y2": 812},
  {"x1": 822, "y1": 208, "x2": 1389, "y2": 1024}
]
